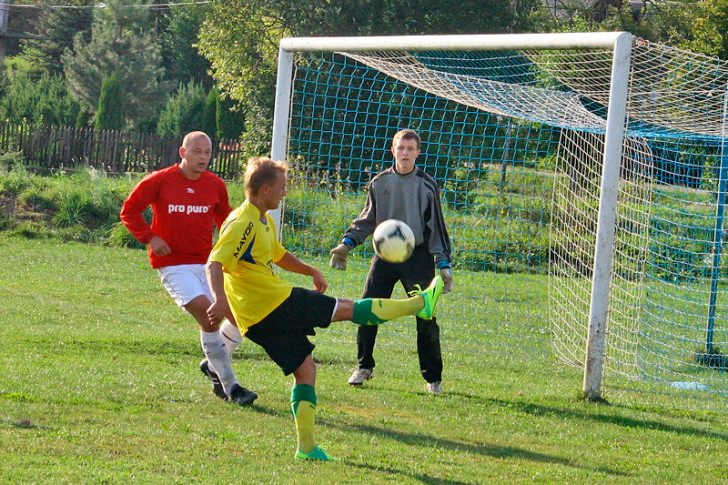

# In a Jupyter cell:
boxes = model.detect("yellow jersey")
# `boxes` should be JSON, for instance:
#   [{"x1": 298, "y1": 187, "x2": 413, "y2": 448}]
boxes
[{"x1": 208, "y1": 201, "x2": 292, "y2": 331}]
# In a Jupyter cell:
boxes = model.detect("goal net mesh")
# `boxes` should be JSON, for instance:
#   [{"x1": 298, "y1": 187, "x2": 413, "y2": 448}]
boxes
[{"x1": 281, "y1": 37, "x2": 728, "y2": 400}]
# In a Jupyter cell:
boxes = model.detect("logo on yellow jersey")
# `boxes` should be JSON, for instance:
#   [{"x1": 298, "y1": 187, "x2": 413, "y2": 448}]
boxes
[{"x1": 233, "y1": 222, "x2": 255, "y2": 260}]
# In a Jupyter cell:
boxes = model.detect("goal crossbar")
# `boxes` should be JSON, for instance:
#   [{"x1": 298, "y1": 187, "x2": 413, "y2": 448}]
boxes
[{"x1": 279, "y1": 32, "x2": 629, "y2": 52}]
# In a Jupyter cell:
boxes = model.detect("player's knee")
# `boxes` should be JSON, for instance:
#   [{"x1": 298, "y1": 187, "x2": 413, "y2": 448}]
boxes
[
  {"x1": 197, "y1": 318, "x2": 219, "y2": 333},
  {"x1": 293, "y1": 355, "x2": 316, "y2": 384},
  {"x1": 333, "y1": 299, "x2": 354, "y2": 321},
  {"x1": 184, "y1": 295, "x2": 217, "y2": 331}
]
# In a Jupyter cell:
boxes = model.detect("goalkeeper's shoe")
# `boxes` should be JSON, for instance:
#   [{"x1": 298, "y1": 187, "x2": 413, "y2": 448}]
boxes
[
  {"x1": 227, "y1": 383, "x2": 258, "y2": 406},
  {"x1": 425, "y1": 381, "x2": 443, "y2": 395},
  {"x1": 347, "y1": 367, "x2": 373, "y2": 386},
  {"x1": 295, "y1": 445, "x2": 331, "y2": 462},
  {"x1": 199, "y1": 359, "x2": 227, "y2": 400},
  {"x1": 415, "y1": 276, "x2": 444, "y2": 320}
]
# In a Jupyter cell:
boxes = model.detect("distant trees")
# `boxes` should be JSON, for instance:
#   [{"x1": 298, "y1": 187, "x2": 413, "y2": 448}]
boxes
[
  {"x1": 95, "y1": 72, "x2": 124, "y2": 130},
  {"x1": 0, "y1": 0, "x2": 725, "y2": 146},
  {"x1": 156, "y1": 81, "x2": 207, "y2": 136},
  {"x1": 62, "y1": 0, "x2": 168, "y2": 129},
  {"x1": 0, "y1": 58, "x2": 81, "y2": 126},
  {"x1": 540, "y1": 0, "x2": 728, "y2": 60},
  {"x1": 156, "y1": 82, "x2": 243, "y2": 139},
  {"x1": 160, "y1": 2, "x2": 214, "y2": 89},
  {"x1": 20, "y1": 0, "x2": 94, "y2": 76},
  {"x1": 198, "y1": 0, "x2": 542, "y2": 155}
]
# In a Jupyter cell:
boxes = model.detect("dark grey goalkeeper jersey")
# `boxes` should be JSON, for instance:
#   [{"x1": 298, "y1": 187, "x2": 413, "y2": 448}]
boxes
[{"x1": 342, "y1": 166, "x2": 451, "y2": 266}]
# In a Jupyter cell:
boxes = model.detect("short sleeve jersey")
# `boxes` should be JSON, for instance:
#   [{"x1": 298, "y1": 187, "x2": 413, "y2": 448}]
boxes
[{"x1": 208, "y1": 201, "x2": 292, "y2": 331}]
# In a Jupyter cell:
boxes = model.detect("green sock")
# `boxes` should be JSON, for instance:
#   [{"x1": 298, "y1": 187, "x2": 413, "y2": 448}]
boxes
[
  {"x1": 352, "y1": 295, "x2": 423, "y2": 326},
  {"x1": 291, "y1": 384, "x2": 317, "y2": 454}
]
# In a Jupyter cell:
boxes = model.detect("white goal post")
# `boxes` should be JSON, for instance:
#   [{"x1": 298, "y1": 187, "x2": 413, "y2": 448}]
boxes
[{"x1": 271, "y1": 32, "x2": 632, "y2": 401}]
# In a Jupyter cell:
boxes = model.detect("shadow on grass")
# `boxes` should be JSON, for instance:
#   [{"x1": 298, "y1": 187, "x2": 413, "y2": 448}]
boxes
[
  {"x1": 484, "y1": 397, "x2": 728, "y2": 443},
  {"x1": 321, "y1": 419, "x2": 626, "y2": 478},
  {"x1": 344, "y1": 461, "x2": 472, "y2": 485}
]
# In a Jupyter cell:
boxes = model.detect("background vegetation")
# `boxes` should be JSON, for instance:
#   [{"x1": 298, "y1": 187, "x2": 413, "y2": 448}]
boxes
[
  {"x1": 0, "y1": 0, "x2": 724, "y2": 158},
  {"x1": 0, "y1": 152, "x2": 723, "y2": 280},
  {"x1": 2, "y1": 2, "x2": 728, "y2": 481}
]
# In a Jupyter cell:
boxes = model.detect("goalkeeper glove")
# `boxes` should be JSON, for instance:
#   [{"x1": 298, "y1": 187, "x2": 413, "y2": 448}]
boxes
[
  {"x1": 440, "y1": 267, "x2": 454, "y2": 294},
  {"x1": 329, "y1": 243, "x2": 351, "y2": 270}
]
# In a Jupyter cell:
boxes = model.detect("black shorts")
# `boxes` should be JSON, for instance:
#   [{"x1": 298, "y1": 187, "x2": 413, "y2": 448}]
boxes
[{"x1": 245, "y1": 287, "x2": 336, "y2": 375}]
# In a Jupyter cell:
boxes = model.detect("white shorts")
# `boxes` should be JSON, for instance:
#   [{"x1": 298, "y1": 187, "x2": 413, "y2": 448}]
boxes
[{"x1": 158, "y1": 264, "x2": 212, "y2": 308}]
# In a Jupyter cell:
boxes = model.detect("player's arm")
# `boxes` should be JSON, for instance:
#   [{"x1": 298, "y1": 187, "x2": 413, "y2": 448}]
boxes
[
  {"x1": 120, "y1": 175, "x2": 171, "y2": 255},
  {"x1": 205, "y1": 220, "x2": 239, "y2": 325},
  {"x1": 119, "y1": 176, "x2": 156, "y2": 242},
  {"x1": 213, "y1": 181, "x2": 233, "y2": 229},
  {"x1": 205, "y1": 261, "x2": 232, "y2": 325},
  {"x1": 276, "y1": 251, "x2": 328, "y2": 294},
  {"x1": 343, "y1": 186, "x2": 378, "y2": 245},
  {"x1": 330, "y1": 185, "x2": 378, "y2": 270},
  {"x1": 425, "y1": 183, "x2": 454, "y2": 293}
]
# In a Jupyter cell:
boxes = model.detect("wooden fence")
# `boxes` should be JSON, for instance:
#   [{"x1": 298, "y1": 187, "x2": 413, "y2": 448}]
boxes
[{"x1": 0, "y1": 123, "x2": 246, "y2": 179}]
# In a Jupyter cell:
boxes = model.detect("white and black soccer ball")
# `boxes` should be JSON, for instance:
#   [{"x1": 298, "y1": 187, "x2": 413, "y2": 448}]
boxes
[{"x1": 372, "y1": 219, "x2": 415, "y2": 263}]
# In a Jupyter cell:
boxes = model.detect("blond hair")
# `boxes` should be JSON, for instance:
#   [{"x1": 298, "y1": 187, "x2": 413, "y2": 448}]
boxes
[{"x1": 244, "y1": 156, "x2": 289, "y2": 196}]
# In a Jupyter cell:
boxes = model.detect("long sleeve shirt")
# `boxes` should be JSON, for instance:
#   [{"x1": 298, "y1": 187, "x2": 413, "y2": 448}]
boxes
[
  {"x1": 342, "y1": 166, "x2": 451, "y2": 266},
  {"x1": 119, "y1": 164, "x2": 231, "y2": 268}
]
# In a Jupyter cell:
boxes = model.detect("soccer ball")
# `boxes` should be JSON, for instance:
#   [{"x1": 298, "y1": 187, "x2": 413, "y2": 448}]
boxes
[{"x1": 372, "y1": 219, "x2": 415, "y2": 263}]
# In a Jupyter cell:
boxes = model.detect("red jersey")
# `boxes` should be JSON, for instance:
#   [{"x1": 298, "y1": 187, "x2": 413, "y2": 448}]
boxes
[{"x1": 120, "y1": 164, "x2": 232, "y2": 268}]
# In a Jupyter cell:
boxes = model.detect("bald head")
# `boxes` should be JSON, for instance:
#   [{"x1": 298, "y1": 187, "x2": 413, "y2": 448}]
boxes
[
  {"x1": 178, "y1": 131, "x2": 213, "y2": 180},
  {"x1": 182, "y1": 131, "x2": 211, "y2": 150}
]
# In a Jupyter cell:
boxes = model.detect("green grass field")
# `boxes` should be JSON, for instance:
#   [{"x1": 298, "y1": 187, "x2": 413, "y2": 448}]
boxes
[{"x1": 2, "y1": 233, "x2": 728, "y2": 483}]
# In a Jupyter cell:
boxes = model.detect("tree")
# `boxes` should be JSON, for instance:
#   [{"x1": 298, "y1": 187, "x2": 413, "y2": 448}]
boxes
[
  {"x1": 197, "y1": 0, "x2": 541, "y2": 154},
  {"x1": 0, "y1": 57, "x2": 81, "y2": 126},
  {"x1": 95, "y1": 72, "x2": 124, "y2": 130},
  {"x1": 156, "y1": 81, "x2": 207, "y2": 136},
  {"x1": 216, "y1": 93, "x2": 244, "y2": 140},
  {"x1": 160, "y1": 2, "x2": 213, "y2": 89},
  {"x1": 652, "y1": 0, "x2": 728, "y2": 59},
  {"x1": 20, "y1": 0, "x2": 94, "y2": 76},
  {"x1": 62, "y1": 0, "x2": 169, "y2": 128},
  {"x1": 202, "y1": 87, "x2": 218, "y2": 139},
  {"x1": 540, "y1": 0, "x2": 728, "y2": 60}
]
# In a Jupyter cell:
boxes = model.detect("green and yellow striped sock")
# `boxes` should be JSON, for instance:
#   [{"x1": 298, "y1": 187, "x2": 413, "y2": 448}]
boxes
[
  {"x1": 291, "y1": 384, "x2": 317, "y2": 454},
  {"x1": 351, "y1": 295, "x2": 423, "y2": 326}
]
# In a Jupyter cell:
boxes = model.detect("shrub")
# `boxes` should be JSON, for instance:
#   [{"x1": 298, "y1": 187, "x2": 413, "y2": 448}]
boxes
[
  {"x1": 0, "y1": 58, "x2": 81, "y2": 126},
  {"x1": 156, "y1": 81, "x2": 207, "y2": 136},
  {"x1": 95, "y1": 71, "x2": 124, "y2": 130},
  {"x1": 107, "y1": 221, "x2": 145, "y2": 249}
]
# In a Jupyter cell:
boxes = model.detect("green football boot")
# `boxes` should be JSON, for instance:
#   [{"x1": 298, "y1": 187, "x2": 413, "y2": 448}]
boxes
[
  {"x1": 295, "y1": 445, "x2": 331, "y2": 462},
  {"x1": 416, "y1": 275, "x2": 444, "y2": 320}
]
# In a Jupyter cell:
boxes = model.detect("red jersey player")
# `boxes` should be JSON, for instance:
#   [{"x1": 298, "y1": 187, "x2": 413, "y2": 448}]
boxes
[{"x1": 120, "y1": 131, "x2": 257, "y2": 405}]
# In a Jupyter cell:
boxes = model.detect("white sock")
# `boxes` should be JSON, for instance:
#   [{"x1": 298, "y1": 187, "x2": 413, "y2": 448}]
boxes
[
  {"x1": 220, "y1": 319, "x2": 243, "y2": 359},
  {"x1": 200, "y1": 331, "x2": 238, "y2": 393}
]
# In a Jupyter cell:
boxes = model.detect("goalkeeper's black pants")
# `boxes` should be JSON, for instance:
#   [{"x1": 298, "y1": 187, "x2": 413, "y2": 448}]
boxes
[{"x1": 356, "y1": 244, "x2": 443, "y2": 383}]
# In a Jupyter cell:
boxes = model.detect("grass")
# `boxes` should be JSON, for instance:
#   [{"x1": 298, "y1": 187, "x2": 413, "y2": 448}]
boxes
[{"x1": 2, "y1": 233, "x2": 728, "y2": 483}]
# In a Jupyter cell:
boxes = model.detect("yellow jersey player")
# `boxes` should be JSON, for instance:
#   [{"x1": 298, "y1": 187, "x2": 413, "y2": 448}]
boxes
[{"x1": 206, "y1": 156, "x2": 445, "y2": 461}]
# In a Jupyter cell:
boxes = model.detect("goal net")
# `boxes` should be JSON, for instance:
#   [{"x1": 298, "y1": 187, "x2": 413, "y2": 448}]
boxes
[{"x1": 272, "y1": 33, "x2": 728, "y2": 402}]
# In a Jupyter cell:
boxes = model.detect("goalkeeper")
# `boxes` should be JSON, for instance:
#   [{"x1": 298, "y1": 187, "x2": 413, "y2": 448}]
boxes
[
  {"x1": 330, "y1": 129, "x2": 453, "y2": 395},
  {"x1": 205, "y1": 156, "x2": 444, "y2": 461}
]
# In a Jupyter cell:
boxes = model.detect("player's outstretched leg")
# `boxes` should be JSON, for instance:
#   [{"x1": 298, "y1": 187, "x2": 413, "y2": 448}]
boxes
[{"x1": 350, "y1": 276, "x2": 444, "y2": 326}]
